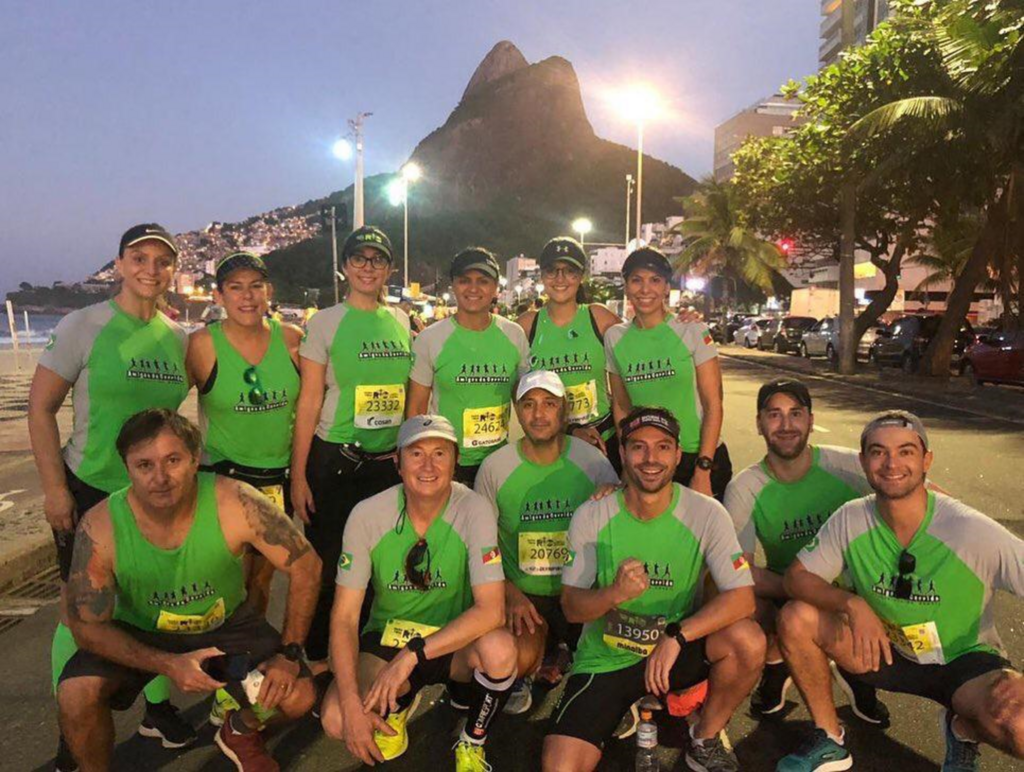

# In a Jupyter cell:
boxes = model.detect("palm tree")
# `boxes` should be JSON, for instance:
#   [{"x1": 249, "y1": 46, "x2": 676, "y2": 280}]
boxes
[
  {"x1": 670, "y1": 177, "x2": 787, "y2": 308},
  {"x1": 851, "y1": 0, "x2": 1023, "y2": 374}
]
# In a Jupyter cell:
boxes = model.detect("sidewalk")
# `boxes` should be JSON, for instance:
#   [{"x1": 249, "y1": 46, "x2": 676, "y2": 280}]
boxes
[{"x1": 721, "y1": 344, "x2": 1024, "y2": 426}]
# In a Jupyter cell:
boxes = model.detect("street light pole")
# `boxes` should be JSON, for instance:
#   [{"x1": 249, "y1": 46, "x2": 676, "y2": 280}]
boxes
[
  {"x1": 635, "y1": 123, "x2": 644, "y2": 244},
  {"x1": 349, "y1": 112, "x2": 372, "y2": 229},
  {"x1": 331, "y1": 206, "x2": 340, "y2": 304},
  {"x1": 403, "y1": 193, "x2": 409, "y2": 289},
  {"x1": 625, "y1": 174, "x2": 634, "y2": 248},
  {"x1": 837, "y1": 0, "x2": 857, "y2": 375}
]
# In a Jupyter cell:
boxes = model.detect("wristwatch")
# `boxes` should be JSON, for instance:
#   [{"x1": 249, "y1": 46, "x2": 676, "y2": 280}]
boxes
[
  {"x1": 280, "y1": 642, "x2": 306, "y2": 663},
  {"x1": 406, "y1": 636, "x2": 429, "y2": 666},
  {"x1": 664, "y1": 622, "x2": 688, "y2": 648},
  {"x1": 695, "y1": 455, "x2": 714, "y2": 471}
]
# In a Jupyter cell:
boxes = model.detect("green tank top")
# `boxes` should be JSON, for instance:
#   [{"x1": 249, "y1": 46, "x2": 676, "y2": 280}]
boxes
[
  {"x1": 110, "y1": 472, "x2": 245, "y2": 633},
  {"x1": 529, "y1": 305, "x2": 611, "y2": 432},
  {"x1": 200, "y1": 319, "x2": 299, "y2": 468}
]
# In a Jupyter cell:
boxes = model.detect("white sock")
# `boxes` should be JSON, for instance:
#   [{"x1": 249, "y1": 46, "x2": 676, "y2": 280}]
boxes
[
  {"x1": 950, "y1": 714, "x2": 978, "y2": 744},
  {"x1": 766, "y1": 658, "x2": 785, "y2": 666},
  {"x1": 824, "y1": 726, "x2": 844, "y2": 746},
  {"x1": 689, "y1": 722, "x2": 707, "y2": 747}
]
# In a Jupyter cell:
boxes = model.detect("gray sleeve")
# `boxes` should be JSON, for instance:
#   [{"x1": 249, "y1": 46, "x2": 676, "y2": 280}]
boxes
[
  {"x1": 455, "y1": 488, "x2": 505, "y2": 586},
  {"x1": 819, "y1": 446, "x2": 872, "y2": 496},
  {"x1": 409, "y1": 323, "x2": 438, "y2": 386},
  {"x1": 603, "y1": 324, "x2": 627, "y2": 376},
  {"x1": 723, "y1": 471, "x2": 760, "y2": 555},
  {"x1": 561, "y1": 501, "x2": 601, "y2": 589},
  {"x1": 298, "y1": 308, "x2": 339, "y2": 365},
  {"x1": 473, "y1": 457, "x2": 501, "y2": 517},
  {"x1": 390, "y1": 306, "x2": 412, "y2": 335},
  {"x1": 336, "y1": 503, "x2": 375, "y2": 590},
  {"x1": 569, "y1": 439, "x2": 619, "y2": 487},
  {"x1": 697, "y1": 498, "x2": 755, "y2": 592},
  {"x1": 795, "y1": 504, "x2": 850, "y2": 582},
  {"x1": 931, "y1": 497, "x2": 1024, "y2": 597},
  {"x1": 674, "y1": 321, "x2": 718, "y2": 367},
  {"x1": 38, "y1": 308, "x2": 95, "y2": 383}
]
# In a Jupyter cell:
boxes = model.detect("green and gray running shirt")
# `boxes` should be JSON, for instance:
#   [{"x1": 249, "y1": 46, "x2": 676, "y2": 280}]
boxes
[
  {"x1": 529, "y1": 306, "x2": 611, "y2": 431},
  {"x1": 563, "y1": 484, "x2": 753, "y2": 675},
  {"x1": 39, "y1": 300, "x2": 189, "y2": 493},
  {"x1": 109, "y1": 472, "x2": 245, "y2": 633},
  {"x1": 725, "y1": 445, "x2": 871, "y2": 575},
  {"x1": 604, "y1": 317, "x2": 717, "y2": 452},
  {"x1": 199, "y1": 319, "x2": 299, "y2": 469},
  {"x1": 410, "y1": 315, "x2": 530, "y2": 467},
  {"x1": 299, "y1": 302, "x2": 411, "y2": 453},
  {"x1": 336, "y1": 483, "x2": 505, "y2": 641},
  {"x1": 475, "y1": 436, "x2": 619, "y2": 597},
  {"x1": 798, "y1": 492, "x2": 1024, "y2": 664}
]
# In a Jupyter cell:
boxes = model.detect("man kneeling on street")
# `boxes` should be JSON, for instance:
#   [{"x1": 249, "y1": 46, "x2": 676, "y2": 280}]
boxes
[
  {"x1": 58, "y1": 409, "x2": 321, "y2": 772},
  {"x1": 543, "y1": 407, "x2": 766, "y2": 772},
  {"x1": 320, "y1": 415, "x2": 516, "y2": 772},
  {"x1": 777, "y1": 410, "x2": 1024, "y2": 772}
]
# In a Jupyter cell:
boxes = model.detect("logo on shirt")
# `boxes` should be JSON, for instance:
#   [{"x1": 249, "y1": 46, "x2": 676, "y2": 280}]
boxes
[
  {"x1": 481, "y1": 546, "x2": 502, "y2": 566},
  {"x1": 642, "y1": 561, "x2": 674, "y2": 588},
  {"x1": 338, "y1": 552, "x2": 353, "y2": 571},
  {"x1": 731, "y1": 552, "x2": 751, "y2": 572},
  {"x1": 623, "y1": 358, "x2": 676, "y2": 384},
  {"x1": 147, "y1": 581, "x2": 218, "y2": 608},
  {"x1": 529, "y1": 352, "x2": 593, "y2": 375},
  {"x1": 386, "y1": 567, "x2": 449, "y2": 592},
  {"x1": 702, "y1": 328, "x2": 713, "y2": 346},
  {"x1": 126, "y1": 356, "x2": 185, "y2": 384},
  {"x1": 234, "y1": 388, "x2": 290, "y2": 413},
  {"x1": 456, "y1": 362, "x2": 511, "y2": 384},
  {"x1": 564, "y1": 548, "x2": 576, "y2": 567},
  {"x1": 521, "y1": 497, "x2": 575, "y2": 523},
  {"x1": 871, "y1": 572, "x2": 941, "y2": 604},
  {"x1": 780, "y1": 514, "x2": 829, "y2": 542},
  {"x1": 358, "y1": 340, "x2": 409, "y2": 360},
  {"x1": 45, "y1": 333, "x2": 56, "y2": 351}
]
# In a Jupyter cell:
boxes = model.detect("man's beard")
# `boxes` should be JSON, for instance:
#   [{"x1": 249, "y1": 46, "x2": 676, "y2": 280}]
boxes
[
  {"x1": 767, "y1": 432, "x2": 810, "y2": 461},
  {"x1": 624, "y1": 463, "x2": 673, "y2": 494}
]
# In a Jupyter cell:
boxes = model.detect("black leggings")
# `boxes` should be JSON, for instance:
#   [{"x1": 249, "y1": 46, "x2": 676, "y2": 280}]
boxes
[
  {"x1": 674, "y1": 443, "x2": 733, "y2": 502},
  {"x1": 304, "y1": 436, "x2": 400, "y2": 660}
]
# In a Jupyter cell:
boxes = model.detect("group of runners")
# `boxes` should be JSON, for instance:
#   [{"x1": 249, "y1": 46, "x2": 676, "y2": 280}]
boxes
[{"x1": 26, "y1": 222, "x2": 1022, "y2": 772}]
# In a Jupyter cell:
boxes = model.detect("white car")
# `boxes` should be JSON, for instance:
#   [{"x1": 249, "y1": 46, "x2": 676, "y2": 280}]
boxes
[
  {"x1": 735, "y1": 317, "x2": 773, "y2": 348},
  {"x1": 801, "y1": 316, "x2": 885, "y2": 362}
]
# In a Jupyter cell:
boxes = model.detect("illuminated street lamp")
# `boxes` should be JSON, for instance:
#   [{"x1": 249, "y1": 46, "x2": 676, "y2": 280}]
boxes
[
  {"x1": 388, "y1": 163, "x2": 423, "y2": 288},
  {"x1": 571, "y1": 217, "x2": 593, "y2": 251},
  {"x1": 332, "y1": 139, "x2": 353, "y2": 160},
  {"x1": 612, "y1": 85, "x2": 662, "y2": 244}
]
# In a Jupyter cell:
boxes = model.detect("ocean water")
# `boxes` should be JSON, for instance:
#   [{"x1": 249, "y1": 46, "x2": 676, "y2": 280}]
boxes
[{"x1": 0, "y1": 312, "x2": 63, "y2": 349}]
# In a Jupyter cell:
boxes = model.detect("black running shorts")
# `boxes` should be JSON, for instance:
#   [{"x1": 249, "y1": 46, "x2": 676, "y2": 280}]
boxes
[{"x1": 359, "y1": 631, "x2": 455, "y2": 694}]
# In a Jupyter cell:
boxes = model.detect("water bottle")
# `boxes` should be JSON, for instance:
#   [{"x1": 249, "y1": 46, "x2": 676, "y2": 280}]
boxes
[{"x1": 635, "y1": 707, "x2": 659, "y2": 772}]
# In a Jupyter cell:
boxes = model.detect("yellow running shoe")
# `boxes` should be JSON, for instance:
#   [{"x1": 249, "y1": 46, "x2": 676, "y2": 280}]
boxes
[
  {"x1": 454, "y1": 740, "x2": 492, "y2": 772},
  {"x1": 209, "y1": 688, "x2": 240, "y2": 728},
  {"x1": 373, "y1": 693, "x2": 420, "y2": 761}
]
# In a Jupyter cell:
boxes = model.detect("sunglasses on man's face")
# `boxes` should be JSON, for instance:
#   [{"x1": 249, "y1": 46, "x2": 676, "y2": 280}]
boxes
[
  {"x1": 243, "y1": 366, "x2": 266, "y2": 406},
  {"x1": 405, "y1": 538, "x2": 432, "y2": 590},
  {"x1": 894, "y1": 549, "x2": 916, "y2": 600}
]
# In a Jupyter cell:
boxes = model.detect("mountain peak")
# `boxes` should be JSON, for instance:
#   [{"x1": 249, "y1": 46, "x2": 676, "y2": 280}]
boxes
[{"x1": 462, "y1": 40, "x2": 529, "y2": 101}]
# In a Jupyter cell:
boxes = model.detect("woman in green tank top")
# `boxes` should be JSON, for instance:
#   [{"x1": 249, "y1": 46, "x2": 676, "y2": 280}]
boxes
[
  {"x1": 187, "y1": 252, "x2": 302, "y2": 614},
  {"x1": 290, "y1": 226, "x2": 411, "y2": 663}
]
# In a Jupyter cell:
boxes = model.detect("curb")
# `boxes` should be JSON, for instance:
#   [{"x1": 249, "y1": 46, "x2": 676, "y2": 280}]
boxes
[
  {"x1": 0, "y1": 535, "x2": 55, "y2": 593},
  {"x1": 721, "y1": 352, "x2": 1024, "y2": 427}
]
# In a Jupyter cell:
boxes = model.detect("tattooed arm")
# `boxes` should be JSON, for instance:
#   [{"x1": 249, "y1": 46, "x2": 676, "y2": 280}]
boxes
[{"x1": 226, "y1": 479, "x2": 321, "y2": 647}]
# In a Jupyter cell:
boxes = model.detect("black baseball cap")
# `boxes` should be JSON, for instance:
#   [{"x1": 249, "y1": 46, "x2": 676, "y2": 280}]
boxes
[
  {"x1": 619, "y1": 407, "x2": 680, "y2": 443},
  {"x1": 216, "y1": 252, "x2": 269, "y2": 288},
  {"x1": 757, "y1": 378, "x2": 813, "y2": 413},
  {"x1": 342, "y1": 226, "x2": 393, "y2": 263},
  {"x1": 118, "y1": 224, "x2": 179, "y2": 258},
  {"x1": 621, "y1": 247, "x2": 673, "y2": 280},
  {"x1": 450, "y1": 247, "x2": 500, "y2": 281},
  {"x1": 539, "y1": 237, "x2": 586, "y2": 272}
]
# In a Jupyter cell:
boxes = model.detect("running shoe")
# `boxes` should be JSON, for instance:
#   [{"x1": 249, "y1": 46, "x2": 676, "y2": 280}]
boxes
[
  {"x1": 775, "y1": 729, "x2": 853, "y2": 772},
  {"x1": 137, "y1": 700, "x2": 199, "y2": 748},
  {"x1": 454, "y1": 739, "x2": 492, "y2": 771},
  {"x1": 209, "y1": 688, "x2": 242, "y2": 727},
  {"x1": 215, "y1": 718, "x2": 279, "y2": 772},
  {"x1": 752, "y1": 662, "x2": 792, "y2": 716},
  {"x1": 535, "y1": 644, "x2": 572, "y2": 686},
  {"x1": 612, "y1": 699, "x2": 641, "y2": 739},
  {"x1": 502, "y1": 677, "x2": 533, "y2": 715},
  {"x1": 55, "y1": 735, "x2": 78, "y2": 772},
  {"x1": 686, "y1": 732, "x2": 740, "y2": 772},
  {"x1": 374, "y1": 693, "x2": 420, "y2": 761},
  {"x1": 939, "y1": 708, "x2": 981, "y2": 772},
  {"x1": 830, "y1": 662, "x2": 891, "y2": 727}
]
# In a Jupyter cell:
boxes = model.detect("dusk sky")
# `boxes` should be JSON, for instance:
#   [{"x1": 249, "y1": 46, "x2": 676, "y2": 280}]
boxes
[{"x1": 0, "y1": 1, "x2": 820, "y2": 297}]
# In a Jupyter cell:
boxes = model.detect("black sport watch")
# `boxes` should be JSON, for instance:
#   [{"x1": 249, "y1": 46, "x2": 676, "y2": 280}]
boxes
[
  {"x1": 664, "y1": 622, "x2": 688, "y2": 648},
  {"x1": 406, "y1": 636, "x2": 429, "y2": 666},
  {"x1": 280, "y1": 643, "x2": 306, "y2": 663},
  {"x1": 695, "y1": 455, "x2": 714, "y2": 471}
]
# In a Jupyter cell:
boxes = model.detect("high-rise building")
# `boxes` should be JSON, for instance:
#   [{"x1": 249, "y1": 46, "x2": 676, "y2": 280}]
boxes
[
  {"x1": 712, "y1": 93, "x2": 803, "y2": 181},
  {"x1": 819, "y1": 0, "x2": 889, "y2": 68}
]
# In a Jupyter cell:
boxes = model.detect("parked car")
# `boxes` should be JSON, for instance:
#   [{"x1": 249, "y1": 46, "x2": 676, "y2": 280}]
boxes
[
  {"x1": 724, "y1": 313, "x2": 752, "y2": 343},
  {"x1": 869, "y1": 314, "x2": 974, "y2": 373},
  {"x1": 858, "y1": 325, "x2": 885, "y2": 360},
  {"x1": 801, "y1": 317, "x2": 887, "y2": 362},
  {"x1": 735, "y1": 317, "x2": 773, "y2": 348},
  {"x1": 960, "y1": 330, "x2": 1024, "y2": 387},
  {"x1": 763, "y1": 316, "x2": 817, "y2": 354}
]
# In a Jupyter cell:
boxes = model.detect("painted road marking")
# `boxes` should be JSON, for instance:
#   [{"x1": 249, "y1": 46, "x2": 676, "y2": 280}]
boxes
[
  {"x1": 813, "y1": 424, "x2": 831, "y2": 433},
  {"x1": 0, "y1": 489, "x2": 27, "y2": 515}
]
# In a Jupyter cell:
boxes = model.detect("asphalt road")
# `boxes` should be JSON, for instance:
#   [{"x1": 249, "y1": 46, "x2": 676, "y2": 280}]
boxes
[{"x1": 1, "y1": 357, "x2": 1022, "y2": 771}]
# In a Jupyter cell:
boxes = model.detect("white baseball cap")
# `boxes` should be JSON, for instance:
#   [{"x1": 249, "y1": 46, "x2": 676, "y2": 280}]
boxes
[
  {"x1": 397, "y1": 415, "x2": 458, "y2": 449},
  {"x1": 515, "y1": 370, "x2": 566, "y2": 401}
]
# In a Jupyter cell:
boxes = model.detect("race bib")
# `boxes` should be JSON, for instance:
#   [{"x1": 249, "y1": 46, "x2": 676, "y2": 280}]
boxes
[
  {"x1": 518, "y1": 531, "x2": 570, "y2": 576},
  {"x1": 258, "y1": 484, "x2": 285, "y2": 510},
  {"x1": 354, "y1": 384, "x2": 406, "y2": 430},
  {"x1": 602, "y1": 608, "x2": 667, "y2": 657},
  {"x1": 565, "y1": 380, "x2": 599, "y2": 424},
  {"x1": 462, "y1": 405, "x2": 508, "y2": 449},
  {"x1": 883, "y1": 619, "x2": 945, "y2": 665},
  {"x1": 156, "y1": 597, "x2": 226, "y2": 634},
  {"x1": 380, "y1": 618, "x2": 441, "y2": 649}
]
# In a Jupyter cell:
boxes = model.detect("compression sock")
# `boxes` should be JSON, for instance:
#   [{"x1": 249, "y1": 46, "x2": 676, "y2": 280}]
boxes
[
  {"x1": 143, "y1": 675, "x2": 171, "y2": 705},
  {"x1": 51, "y1": 622, "x2": 78, "y2": 693},
  {"x1": 461, "y1": 669, "x2": 516, "y2": 745}
]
